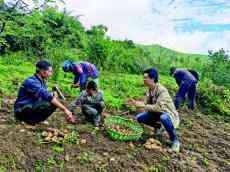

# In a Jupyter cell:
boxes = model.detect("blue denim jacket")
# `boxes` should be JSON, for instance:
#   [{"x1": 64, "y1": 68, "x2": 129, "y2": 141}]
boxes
[{"x1": 14, "y1": 74, "x2": 53, "y2": 112}]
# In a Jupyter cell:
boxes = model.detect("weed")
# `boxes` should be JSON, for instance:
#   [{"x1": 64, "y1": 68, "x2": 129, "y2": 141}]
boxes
[
  {"x1": 77, "y1": 152, "x2": 96, "y2": 165},
  {"x1": 202, "y1": 158, "x2": 209, "y2": 168},
  {"x1": 148, "y1": 165, "x2": 166, "y2": 172},
  {"x1": 0, "y1": 166, "x2": 6, "y2": 172},
  {"x1": 34, "y1": 160, "x2": 44, "y2": 172},
  {"x1": 161, "y1": 156, "x2": 170, "y2": 162},
  {"x1": 46, "y1": 157, "x2": 56, "y2": 169},
  {"x1": 63, "y1": 130, "x2": 80, "y2": 145},
  {"x1": 52, "y1": 144, "x2": 64, "y2": 154}
]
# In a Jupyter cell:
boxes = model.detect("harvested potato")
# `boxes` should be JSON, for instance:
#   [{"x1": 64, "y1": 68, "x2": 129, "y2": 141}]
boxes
[
  {"x1": 51, "y1": 136, "x2": 58, "y2": 142},
  {"x1": 53, "y1": 130, "x2": 59, "y2": 136},
  {"x1": 80, "y1": 139, "x2": 87, "y2": 144},
  {"x1": 63, "y1": 129, "x2": 68, "y2": 134},
  {"x1": 144, "y1": 138, "x2": 163, "y2": 150},
  {"x1": 47, "y1": 132, "x2": 53, "y2": 138},
  {"x1": 44, "y1": 136, "x2": 52, "y2": 142},
  {"x1": 41, "y1": 131, "x2": 48, "y2": 137},
  {"x1": 129, "y1": 142, "x2": 135, "y2": 148},
  {"x1": 109, "y1": 124, "x2": 133, "y2": 135},
  {"x1": 42, "y1": 128, "x2": 67, "y2": 142}
]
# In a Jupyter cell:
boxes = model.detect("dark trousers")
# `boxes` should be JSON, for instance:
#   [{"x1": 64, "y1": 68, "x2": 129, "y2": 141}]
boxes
[
  {"x1": 15, "y1": 101, "x2": 56, "y2": 125},
  {"x1": 175, "y1": 81, "x2": 197, "y2": 110},
  {"x1": 81, "y1": 104, "x2": 102, "y2": 126}
]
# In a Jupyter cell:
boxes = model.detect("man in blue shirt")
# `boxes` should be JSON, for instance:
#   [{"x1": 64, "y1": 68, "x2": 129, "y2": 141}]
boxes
[
  {"x1": 170, "y1": 67, "x2": 198, "y2": 110},
  {"x1": 14, "y1": 60, "x2": 75, "y2": 125}
]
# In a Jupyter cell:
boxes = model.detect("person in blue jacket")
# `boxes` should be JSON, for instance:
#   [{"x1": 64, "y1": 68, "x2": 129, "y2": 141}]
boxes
[
  {"x1": 62, "y1": 60, "x2": 99, "y2": 91},
  {"x1": 170, "y1": 67, "x2": 199, "y2": 110},
  {"x1": 14, "y1": 60, "x2": 75, "y2": 125}
]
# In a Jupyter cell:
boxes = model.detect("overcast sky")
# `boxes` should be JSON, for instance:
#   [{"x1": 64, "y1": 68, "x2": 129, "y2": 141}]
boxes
[
  {"x1": 64, "y1": 0, "x2": 230, "y2": 54},
  {"x1": 6, "y1": 0, "x2": 230, "y2": 54}
]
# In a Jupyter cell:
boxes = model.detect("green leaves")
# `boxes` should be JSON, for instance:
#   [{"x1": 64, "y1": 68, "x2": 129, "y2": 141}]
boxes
[
  {"x1": 63, "y1": 131, "x2": 80, "y2": 145},
  {"x1": 206, "y1": 49, "x2": 230, "y2": 87}
]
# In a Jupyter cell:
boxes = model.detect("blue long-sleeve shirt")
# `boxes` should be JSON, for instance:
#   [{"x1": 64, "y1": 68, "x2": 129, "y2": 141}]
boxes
[
  {"x1": 173, "y1": 69, "x2": 197, "y2": 86},
  {"x1": 14, "y1": 74, "x2": 53, "y2": 113},
  {"x1": 72, "y1": 62, "x2": 98, "y2": 88}
]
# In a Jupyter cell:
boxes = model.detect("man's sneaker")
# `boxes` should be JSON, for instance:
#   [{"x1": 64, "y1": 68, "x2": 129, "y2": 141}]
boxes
[{"x1": 171, "y1": 140, "x2": 180, "y2": 153}]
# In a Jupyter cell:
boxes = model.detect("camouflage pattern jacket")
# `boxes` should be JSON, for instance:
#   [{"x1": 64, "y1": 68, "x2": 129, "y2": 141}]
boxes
[{"x1": 69, "y1": 90, "x2": 105, "y2": 112}]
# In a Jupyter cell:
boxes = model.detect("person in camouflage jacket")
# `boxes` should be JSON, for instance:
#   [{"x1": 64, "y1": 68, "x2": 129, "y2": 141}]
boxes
[{"x1": 69, "y1": 81, "x2": 104, "y2": 127}]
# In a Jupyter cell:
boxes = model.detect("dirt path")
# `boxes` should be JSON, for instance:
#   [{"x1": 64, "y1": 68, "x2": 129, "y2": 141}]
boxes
[{"x1": 0, "y1": 97, "x2": 230, "y2": 172}]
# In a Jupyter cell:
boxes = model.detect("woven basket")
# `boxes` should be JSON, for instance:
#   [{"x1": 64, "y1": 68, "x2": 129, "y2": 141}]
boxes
[{"x1": 104, "y1": 115, "x2": 143, "y2": 141}]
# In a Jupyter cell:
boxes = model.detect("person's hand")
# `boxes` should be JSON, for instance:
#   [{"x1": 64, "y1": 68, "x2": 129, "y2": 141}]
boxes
[
  {"x1": 76, "y1": 107, "x2": 81, "y2": 113},
  {"x1": 126, "y1": 99, "x2": 145, "y2": 108},
  {"x1": 64, "y1": 108, "x2": 72, "y2": 116},
  {"x1": 127, "y1": 99, "x2": 136, "y2": 105},
  {"x1": 66, "y1": 114, "x2": 76, "y2": 124},
  {"x1": 71, "y1": 83, "x2": 80, "y2": 88},
  {"x1": 64, "y1": 109, "x2": 76, "y2": 123},
  {"x1": 134, "y1": 101, "x2": 145, "y2": 108}
]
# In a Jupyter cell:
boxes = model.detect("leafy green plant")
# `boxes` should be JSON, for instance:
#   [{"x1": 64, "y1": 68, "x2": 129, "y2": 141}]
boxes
[
  {"x1": 52, "y1": 144, "x2": 64, "y2": 154},
  {"x1": 46, "y1": 157, "x2": 56, "y2": 169},
  {"x1": 63, "y1": 130, "x2": 79, "y2": 145},
  {"x1": 0, "y1": 166, "x2": 6, "y2": 172},
  {"x1": 77, "y1": 152, "x2": 96, "y2": 165},
  {"x1": 34, "y1": 160, "x2": 44, "y2": 172},
  {"x1": 206, "y1": 49, "x2": 230, "y2": 87},
  {"x1": 202, "y1": 158, "x2": 209, "y2": 168}
]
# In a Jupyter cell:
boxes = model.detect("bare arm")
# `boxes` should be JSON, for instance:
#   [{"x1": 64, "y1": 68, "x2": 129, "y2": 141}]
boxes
[
  {"x1": 51, "y1": 97, "x2": 66, "y2": 110},
  {"x1": 51, "y1": 97, "x2": 72, "y2": 117}
]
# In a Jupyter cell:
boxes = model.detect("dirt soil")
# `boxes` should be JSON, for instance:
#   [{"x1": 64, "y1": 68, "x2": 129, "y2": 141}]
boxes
[{"x1": 0, "y1": 96, "x2": 230, "y2": 172}]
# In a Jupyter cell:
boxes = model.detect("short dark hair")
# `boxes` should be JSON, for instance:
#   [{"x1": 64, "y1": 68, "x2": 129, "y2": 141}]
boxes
[
  {"x1": 36, "y1": 60, "x2": 52, "y2": 73},
  {"x1": 170, "y1": 67, "x2": 176, "y2": 76},
  {"x1": 144, "y1": 68, "x2": 158, "y2": 83},
  {"x1": 86, "y1": 80, "x2": 97, "y2": 91}
]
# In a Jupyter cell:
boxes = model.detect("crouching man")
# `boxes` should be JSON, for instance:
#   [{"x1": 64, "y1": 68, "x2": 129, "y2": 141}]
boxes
[
  {"x1": 134, "y1": 68, "x2": 180, "y2": 152},
  {"x1": 14, "y1": 60, "x2": 75, "y2": 125}
]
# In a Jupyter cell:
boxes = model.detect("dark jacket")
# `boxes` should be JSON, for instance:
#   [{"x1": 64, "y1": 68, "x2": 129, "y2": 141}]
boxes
[{"x1": 173, "y1": 69, "x2": 197, "y2": 85}]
